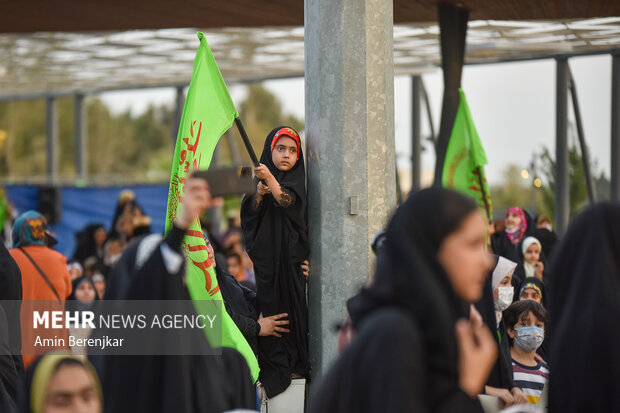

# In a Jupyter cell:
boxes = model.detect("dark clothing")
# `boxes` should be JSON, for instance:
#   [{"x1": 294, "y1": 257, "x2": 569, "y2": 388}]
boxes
[
  {"x1": 491, "y1": 232, "x2": 521, "y2": 263},
  {"x1": 311, "y1": 188, "x2": 485, "y2": 413},
  {"x1": 0, "y1": 242, "x2": 22, "y2": 409},
  {"x1": 96, "y1": 226, "x2": 254, "y2": 413},
  {"x1": 216, "y1": 267, "x2": 260, "y2": 354},
  {"x1": 547, "y1": 203, "x2": 620, "y2": 413},
  {"x1": 0, "y1": 307, "x2": 17, "y2": 413},
  {"x1": 310, "y1": 308, "x2": 481, "y2": 413},
  {"x1": 241, "y1": 126, "x2": 310, "y2": 397}
]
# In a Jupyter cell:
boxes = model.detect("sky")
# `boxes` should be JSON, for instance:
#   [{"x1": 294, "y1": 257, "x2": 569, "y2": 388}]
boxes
[{"x1": 99, "y1": 54, "x2": 613, "y2": 187}]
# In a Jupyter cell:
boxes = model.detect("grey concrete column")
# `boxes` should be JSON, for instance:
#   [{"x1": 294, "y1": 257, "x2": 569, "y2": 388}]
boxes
[
  {"x1": 555, "y1": 58, "x2": 569, "y2": 235},
  {"x1": 411, "y1": 76, "x2": 422, "y2": 192},
  {"x1": 75, "y1": 94, "x2": 87, "y2": 179},
  {"x1": 172, "y1": 85, "x2": 185, "y2": 145},
  {"x1": 611, "y1": 53, "x2": 620, "y2": 202},
  {"x1": 46, "y1": 96, "x2": 58, "y2": 183},
  {"x1": 305, "y1": 0, "x2": 396, "y2": 384}
]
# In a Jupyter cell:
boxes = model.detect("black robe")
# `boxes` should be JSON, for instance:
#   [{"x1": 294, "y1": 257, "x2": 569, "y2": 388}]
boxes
[
  {"x1": 241, "y1": 126, "x2": 310, "y2": 397},
  {"x1": 94, "y1": 227, "x2": 255, "y2": 413},
  {"x1": 547, "y1": 203, "x2": 620, "y2": 413},
  {"x1": 0, "y1": 242, "x2": 22, "y2": 410},
  {"x1": 215, "y1": 266, "x2": 260, "y2": 355},
  {"x1": 310, "y1": 188, "x2": 486, "y2": 413}
]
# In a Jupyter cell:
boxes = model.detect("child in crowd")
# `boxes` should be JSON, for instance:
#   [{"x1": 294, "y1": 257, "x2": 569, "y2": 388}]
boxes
[
  {"x1": 491, "y1": 207, "x2": 531, "y2": 264},
  {"x1": 241, "y1": 126, "x2": 310, "y2": 401},
  {"x1": 522, "y1": 236, "x2": 544, "y2": 280},
  {"x1": 92, "y1": 273, "x2": 106, "y2": 300},
  {"x1": 67, "y1": 260, "x2": 84, "y2": 281},
  {"x1": 503, "y1": 300, "x2": 549, "y2": 406},
  {"x1": 519, "y1": 277, "x2": 544, "y2": 305}
]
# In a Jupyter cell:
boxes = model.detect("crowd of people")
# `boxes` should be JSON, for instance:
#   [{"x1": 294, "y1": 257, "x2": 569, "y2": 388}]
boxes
[{"x1": 0, "y1": 123, "x2": 618, "y2": 413}]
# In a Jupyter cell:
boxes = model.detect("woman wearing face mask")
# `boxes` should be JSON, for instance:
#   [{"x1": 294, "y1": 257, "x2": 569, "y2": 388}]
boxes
[
  {"x1": 474, "y1": 256, "x2": 527, "y2": 407},
  {"x1": 309, "y1": 188, "x2": 498, "y2": 413}
]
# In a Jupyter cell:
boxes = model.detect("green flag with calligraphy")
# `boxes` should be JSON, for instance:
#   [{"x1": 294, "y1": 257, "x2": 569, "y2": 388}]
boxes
[
  {"x1": 442, "y1": 88, "x2": 493, "y2": 220},
  {"x1": 165, "y1": 32, "x2": 259, "y2": 382}
]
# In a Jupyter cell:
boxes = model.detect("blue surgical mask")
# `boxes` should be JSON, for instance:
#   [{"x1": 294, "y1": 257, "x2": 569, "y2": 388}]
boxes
[{"x1": 514, "y1": 326, "x2": 544, "y2": 352}]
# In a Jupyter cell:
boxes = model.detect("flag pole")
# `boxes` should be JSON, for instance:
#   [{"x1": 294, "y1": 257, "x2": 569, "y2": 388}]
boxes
[
  {"x1": 476, "y1": 166, "x2": 491, "y2": 221},
  {"x1": 234, "y1": 117, "x2": 260, "y2": 167}
]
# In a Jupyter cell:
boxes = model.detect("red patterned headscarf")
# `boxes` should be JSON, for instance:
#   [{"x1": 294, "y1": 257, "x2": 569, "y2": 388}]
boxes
[{"x1": 505, "y1": 207, "x2": 527, "y2": 245}]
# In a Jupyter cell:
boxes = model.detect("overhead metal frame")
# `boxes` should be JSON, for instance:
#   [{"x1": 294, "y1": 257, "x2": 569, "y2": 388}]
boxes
[{"x1": 3, "y1": 18, "x2": 620, "y2": 100}]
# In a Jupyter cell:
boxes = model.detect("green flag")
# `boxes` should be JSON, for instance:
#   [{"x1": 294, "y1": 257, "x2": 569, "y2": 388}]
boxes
[
  {"x1": 165, "y1": 32, "x2": 259, "y2": 382},
  {"x1": 442, "y1": 88, "x2": 493, "y2": 220}
]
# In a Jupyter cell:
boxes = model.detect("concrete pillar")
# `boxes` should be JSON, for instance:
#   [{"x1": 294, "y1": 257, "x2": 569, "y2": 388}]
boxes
[
  {"x1": 611, "y1": 53, "x2": 620, "y2": 202},
  {"x1": 305, "y1": 0, "x2": 396, "y2": 384},
  {"x1": 555, "y1": 58, "x2": 569, "y2": 235},
  {"x1": 75, "y1": 94, "x2": 87, "y2": 179},
  {"x1": 46, "y1": 96, "x2": 58, "y2": 183}
]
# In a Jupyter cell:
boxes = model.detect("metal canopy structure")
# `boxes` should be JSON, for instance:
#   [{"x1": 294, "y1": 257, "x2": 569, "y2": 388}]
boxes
[
  {"x1": 2, "y1": 18, "x2": 620, "y2": 100},
  {"x1": 1, "y1": 0, "x2": 619, "y2": 33}
]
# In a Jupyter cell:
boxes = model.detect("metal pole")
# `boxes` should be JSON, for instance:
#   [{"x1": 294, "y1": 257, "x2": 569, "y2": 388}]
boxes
[
  {"x1": 46, "y1": 96, "x2": 57, "y2": 184},
  {"x1": 434, "y1": 3, "x2": 469, "y2": 186},
  {"x1": 420, "y1": 78, "x2": 437, "y2": 151},
  {"x1": 411, "y1": 76, "x2": 422, "y2": 191},
  {"x1": 556, "y1": 58, "x2": 570, "y2": 235},
  {"x1": 612, "y1": 53, "x2": 620, "y2": 202},
  {"x1": 567, "y1": 67, "x2": 596, "y2": 204},
  {"x1": 74, "y1": 94, "x2": 87, "y2": 180},
  {"x1": 172, "y1": 85, "x2": 184, "y2": 145}
]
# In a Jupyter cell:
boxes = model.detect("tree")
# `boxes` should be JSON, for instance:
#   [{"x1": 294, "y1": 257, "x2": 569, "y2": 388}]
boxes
[
  {"x1": 217, "y1": 84, "x2": 304, "y2": 166},
  {"x1": 0, "y1": 83, "x2": 302, "y2": 184},
  {"x1": 539, "y1": 142, "x2": 608, "y2": 220},
  {"x1": 489, "y1": 164, "x2": 547, "y2": 218}
]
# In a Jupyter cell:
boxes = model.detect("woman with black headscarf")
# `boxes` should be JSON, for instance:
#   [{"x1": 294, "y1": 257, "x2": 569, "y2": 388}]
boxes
[
  {"x1": 310, "y1": 188, "x2": 497, "y2": 412},
  {"x1": 241, "y1": 126, "x2": 310, "y2": 399},
  {"x1": 547, "y1": 203, "x2": 620, "y2": 412}
]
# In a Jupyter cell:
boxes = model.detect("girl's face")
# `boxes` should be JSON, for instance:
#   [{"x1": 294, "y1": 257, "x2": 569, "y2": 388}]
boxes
[
  {"x1": 75, "y1": 282, "x2": 96, "y2": 304},
  {"x1": 272, "y1": 136, "x2": 298, "y2": 172},
  {"x1": 505, "y1": 212, "x2": 521, "y2": 231},
  {"x1": 507, "y1": 311, "x2": 545, "y2": 339},
  {"x1": 438, "y1": 211, "x2": 495, "y2": 302},
  {"x1": 520, "y1": 288, "x2": 542, "y2": 304},
  {"x1": 493, "y1": 273, "x2": 513, "y2": 300},
  {"x1": 44, "y1": 364, "x2": 101, "y2": 413},
  {"x1": 524, "y1": 243, "x2": 540, "y2": 264}
]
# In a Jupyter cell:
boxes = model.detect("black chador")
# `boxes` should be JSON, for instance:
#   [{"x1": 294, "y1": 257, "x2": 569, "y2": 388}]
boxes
[{"x1": 241, "y1": 126, "x2": 310, "y2": 398}]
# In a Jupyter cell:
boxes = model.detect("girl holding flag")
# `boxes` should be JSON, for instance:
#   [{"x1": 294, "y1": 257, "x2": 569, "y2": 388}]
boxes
[{"x1": 241, "y1": 126, "x2": 310, "y2": 403}]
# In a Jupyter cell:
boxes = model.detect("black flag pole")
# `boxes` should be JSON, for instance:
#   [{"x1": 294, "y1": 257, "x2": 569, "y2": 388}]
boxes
[{"x1": 234, "y1": 117, "x2": 260, "y2": 167}]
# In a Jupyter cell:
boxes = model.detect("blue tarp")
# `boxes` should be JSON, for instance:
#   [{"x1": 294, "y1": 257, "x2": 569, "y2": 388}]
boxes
[{"x1": 5, "y1": 185, "x2": 169, "y2": 258}]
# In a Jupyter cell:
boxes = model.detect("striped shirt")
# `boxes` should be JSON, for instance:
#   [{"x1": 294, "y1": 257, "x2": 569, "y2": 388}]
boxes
[{"x1": 512, "y1": 359, "x2": 549, "y2": 405}]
